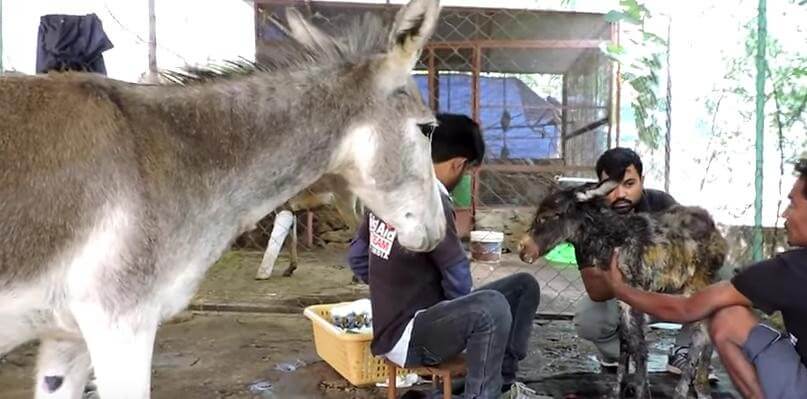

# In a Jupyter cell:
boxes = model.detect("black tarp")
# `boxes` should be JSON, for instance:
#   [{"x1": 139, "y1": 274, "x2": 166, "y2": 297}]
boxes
[{"x1": 36, "y1": 13, "x2": 113, "y2": 75}]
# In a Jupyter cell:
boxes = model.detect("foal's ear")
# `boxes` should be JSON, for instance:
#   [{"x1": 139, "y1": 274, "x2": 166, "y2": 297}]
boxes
[
  {"x1": 575, "y1": 180, "x2": 618, "y2": 202},
  {"x1": 378, "y1": 0, "x2": 440, "y2": 91},
  {"x1": 286, "y1": 8, "x2": 342, "y2": 59}
]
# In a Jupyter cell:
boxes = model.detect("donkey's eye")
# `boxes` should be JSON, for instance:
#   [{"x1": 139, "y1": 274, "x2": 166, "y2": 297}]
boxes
[
  {"x1": 393, "y1": 87, "x2": 409, "y2": 97},
  {"x1": 418, "y1": 123, "x2": 437, "y2": 139},
  {"x1": 537, "y1": 214, "x2": 560, "y2": 225}
]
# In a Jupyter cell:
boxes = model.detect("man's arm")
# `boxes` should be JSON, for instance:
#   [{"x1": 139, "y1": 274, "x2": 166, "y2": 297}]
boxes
[
  {"x1": 347, "y1": 216, "x2": 371, "y2": 284},
  {"x1": 440, "y1": 259, "x2": 472, "y2": 299},
  {"x1": 576, "y1": 243, "x2": 615, "y2": 301},
  {"x1": 347, "y1": 236, "x2": 370, "y2": 284},
  {"x1": 430, "y1": 196, "x2": 472, "y2": 299},
  {"x1": 604, "y1": 249, "x2": 752, "y2": 323},
  {"x1": 580, "y1": 267, "x2": 615, "y2": 301}
]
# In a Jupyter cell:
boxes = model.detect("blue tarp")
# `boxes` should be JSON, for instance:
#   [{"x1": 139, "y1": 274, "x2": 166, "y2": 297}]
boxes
[{"x1": 414, "y1": 74, "x2": 561, "y2": 160}]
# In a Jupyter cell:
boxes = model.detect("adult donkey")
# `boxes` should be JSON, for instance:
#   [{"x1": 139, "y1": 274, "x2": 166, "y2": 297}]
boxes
[{"x1": 0, "y1": 1, "x2": 444, "y2": 398}]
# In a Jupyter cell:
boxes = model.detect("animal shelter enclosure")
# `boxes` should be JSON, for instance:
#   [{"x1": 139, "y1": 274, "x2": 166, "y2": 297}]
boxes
[
  {"x1": 247, "y1": 0, "x2": 619, "y2": 316},
  {"x1": 5, "y1": 0, "x2": 798, "y2": 397}
]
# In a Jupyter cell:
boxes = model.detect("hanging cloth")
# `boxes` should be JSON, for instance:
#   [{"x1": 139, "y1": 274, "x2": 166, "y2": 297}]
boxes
[{"x1": 36, "y1": 13, "x2": 114, "y2": 75}]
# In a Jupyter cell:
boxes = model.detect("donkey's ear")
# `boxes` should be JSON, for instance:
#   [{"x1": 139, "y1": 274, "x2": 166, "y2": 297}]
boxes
[
  {"x1": 575, "y1": 180, "x2": 618, "y2": 202},
  {"x1": 379, "y1": 0, "x2": 440, "y2": 89},
  {"x1": 286, "y1": 8, "x2": 342, "y2": 59}
]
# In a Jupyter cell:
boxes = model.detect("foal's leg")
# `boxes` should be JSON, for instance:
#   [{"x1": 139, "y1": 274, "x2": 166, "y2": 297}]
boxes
[
  {"x1": 628, "y1": 309, "x2": 650, "y2": 399},
  {"x1": 34, "y1": 337, "x2": 91, "y2": 399},
  {"x1": 612, "y1": 301, "x2": 632, "y2": 399},
  {"x1": 72, "y1": 303, "x2": 158, "y2": 399},
  {"x1": 693, "y1": 323, "x2": 714, "y2": 399},
  {"x1": 673, "y1": 322, "x2": 709, "y2": 399}
]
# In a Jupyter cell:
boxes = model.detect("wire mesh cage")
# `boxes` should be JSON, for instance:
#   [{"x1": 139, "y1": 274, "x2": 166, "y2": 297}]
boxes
[{"x1": 244, "y1": 1, "x2": 619, "y2": 315}]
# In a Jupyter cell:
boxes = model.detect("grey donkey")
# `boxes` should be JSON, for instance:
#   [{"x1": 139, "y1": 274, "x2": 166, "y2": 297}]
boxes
[
  {"x1": 0, "y1": 0, "x2": 445, "y2": 398},
  {"x1": 519, "y1": 181, "x2": 727, "y2": 399}
]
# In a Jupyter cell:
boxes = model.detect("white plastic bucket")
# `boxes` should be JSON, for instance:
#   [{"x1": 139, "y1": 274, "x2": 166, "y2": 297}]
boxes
[{"x1": 470, "y1": 230, "x2": 505, "y2": 263}]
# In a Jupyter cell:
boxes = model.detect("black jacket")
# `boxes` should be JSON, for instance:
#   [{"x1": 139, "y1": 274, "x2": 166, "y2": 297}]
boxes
[{"x1": 36, "y1": 14, "x2": 113, "y2": 75}]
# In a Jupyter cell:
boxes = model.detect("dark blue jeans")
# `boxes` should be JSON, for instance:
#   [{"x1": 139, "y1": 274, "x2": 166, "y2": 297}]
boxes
[{"x1": 404, "y1": 273, "x2": 541, "y2": 399}]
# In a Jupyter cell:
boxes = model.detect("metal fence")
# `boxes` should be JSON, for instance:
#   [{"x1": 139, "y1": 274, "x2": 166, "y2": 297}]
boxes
[{"x1": 236, "y1": 1, "x2": 619, "y2": 315}]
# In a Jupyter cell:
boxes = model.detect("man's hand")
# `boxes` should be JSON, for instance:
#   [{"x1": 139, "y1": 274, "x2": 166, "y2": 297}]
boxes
[
  {"x1": 603, "y1": 248, "x2": 626, "y2": 296},
  {"x1": 598, "y1": 247, "x2": 753, "y2": 323}
]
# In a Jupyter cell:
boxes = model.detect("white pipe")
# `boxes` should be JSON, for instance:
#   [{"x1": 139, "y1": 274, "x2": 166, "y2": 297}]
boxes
[{"x1": 255, "y1": 210, "x2": 295, "y2": 280}]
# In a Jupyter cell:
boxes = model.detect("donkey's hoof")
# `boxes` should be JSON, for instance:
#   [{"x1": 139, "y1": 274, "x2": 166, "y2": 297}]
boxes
[
  {"x1": 694, "y1": 387, "x2": 712, "y2": 399},
  {"x1": 631, "y1": 382, "x2": 651, "y2": 399}
]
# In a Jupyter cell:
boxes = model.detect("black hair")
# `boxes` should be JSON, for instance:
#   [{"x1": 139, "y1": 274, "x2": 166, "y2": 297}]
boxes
[
  {"x1": 595, "y1": 147, "x2": 643, "y2": 181},
  {"x1": 428, "y1": 113, "x2": 485, "y2": 166},
  {"x1": 796, "y1": 157, "x2": 807, "y2": 198}
]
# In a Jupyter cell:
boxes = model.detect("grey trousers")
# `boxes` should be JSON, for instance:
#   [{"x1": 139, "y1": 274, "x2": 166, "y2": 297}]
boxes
[
  {"x1": 742, "y1": 323, "x2": 807, "y2": 399},
  {"x1": 573, "y1": 297, "x2": 693, "y2": 361}
]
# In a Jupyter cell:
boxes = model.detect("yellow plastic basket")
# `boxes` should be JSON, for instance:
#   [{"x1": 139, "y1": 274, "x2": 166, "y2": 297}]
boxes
[{"x1": 303, "y1": 302, "x2": 420, "y2": 386}]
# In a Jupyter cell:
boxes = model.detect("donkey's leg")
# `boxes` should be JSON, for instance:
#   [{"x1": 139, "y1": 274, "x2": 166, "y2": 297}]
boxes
[
  {"x1": 673, "y1": 322, "x2": 708, "y2": 399},
  {"x1": 72, "y1": 303, "x2": 158, "y2": 399},
  {"x1": 611, "y1": 301, "x2": 632, "y2": 399},
  {"x1": 693, "y1": 323, "x2": 714, "y2": 399},
  {"x1": 282, "y1": 215, "x2": 299, "y2": 277},
  {"x1": 628, "y1": 309, "x2": 650, "y2": 399},
  {"x1": 34, "y1": 337, "x2": 91, "y2": 399}
]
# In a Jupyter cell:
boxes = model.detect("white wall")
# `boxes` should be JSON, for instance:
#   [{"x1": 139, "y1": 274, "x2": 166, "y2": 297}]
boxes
[
  {"x1": 0, "y1": 0, "x2": 611, "y2": 80},
  {"x1": 1, "y1": 0, "x2": 254, "y2": 82}
]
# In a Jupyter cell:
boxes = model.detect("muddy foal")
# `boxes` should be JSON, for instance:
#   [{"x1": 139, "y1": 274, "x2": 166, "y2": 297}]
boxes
[{"x1": 519, "y1": 181, "x2": 727, "y2": 399}]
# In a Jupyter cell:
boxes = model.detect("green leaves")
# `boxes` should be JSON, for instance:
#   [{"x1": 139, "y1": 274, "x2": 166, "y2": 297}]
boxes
[
  {"x1": 605, "y1": 10, "x2": 641, "y2": 25},
  {"x1": 605, "y1": 0, "x2": 651, "y2": 25},
  {"x1": 602, "y1": 0, "x2": 667, "y2": 149}
]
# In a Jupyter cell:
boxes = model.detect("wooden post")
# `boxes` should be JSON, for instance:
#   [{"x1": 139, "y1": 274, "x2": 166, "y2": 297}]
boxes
[
  {"x1": 471, "y1": 45, "x2": 481, "y2": 220},
  {"x1": 306, "y1": 210, "x2": 314, "y2": 247},
  {"x1": 387, "y1": 363, "x2": 397, "y2": 399},
  {"x1": 428, "y1": 47, "x2": 439, "y2": 111},
  {"x1": 148, "y1": 0, "x2": 157, "y2": 80}
]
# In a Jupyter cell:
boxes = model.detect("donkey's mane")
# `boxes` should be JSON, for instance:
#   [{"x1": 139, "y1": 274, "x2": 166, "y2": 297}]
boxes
[{"x1": 162, "y1": 12, "x2": 388, "y2": 86}]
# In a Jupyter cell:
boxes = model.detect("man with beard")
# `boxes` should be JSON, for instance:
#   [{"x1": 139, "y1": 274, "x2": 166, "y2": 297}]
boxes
[{"x1": 572, "y1": 148, "x2": 711, "y2": 378}]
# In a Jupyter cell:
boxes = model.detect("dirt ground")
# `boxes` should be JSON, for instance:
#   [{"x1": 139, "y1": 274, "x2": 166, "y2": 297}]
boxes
[
  {"x1": 0, "y1": 249, "x2": 740, "y2": 398},
  {"x1": 191, "y1": 248, "x2": 587, "y2": 316}
]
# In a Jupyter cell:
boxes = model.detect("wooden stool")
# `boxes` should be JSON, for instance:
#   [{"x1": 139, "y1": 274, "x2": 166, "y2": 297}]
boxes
[{"x1": 385, "y1": 356, "x2": 466, "y2": 399}]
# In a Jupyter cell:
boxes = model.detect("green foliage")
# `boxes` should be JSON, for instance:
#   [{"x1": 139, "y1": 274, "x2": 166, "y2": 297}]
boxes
[{"x1": 601, "y1": 1, "x2": 667, "y2": 149}]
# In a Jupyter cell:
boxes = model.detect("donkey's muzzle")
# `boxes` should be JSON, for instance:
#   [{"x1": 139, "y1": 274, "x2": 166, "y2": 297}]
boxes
[{"x1": 518, "y1": 235, "x2": 540, "y2": 264}]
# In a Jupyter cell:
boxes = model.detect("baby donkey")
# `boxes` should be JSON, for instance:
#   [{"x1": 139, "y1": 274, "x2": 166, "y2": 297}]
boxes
[{"x1": 519, "y1": 180, "x2": 727, "y2": 399}]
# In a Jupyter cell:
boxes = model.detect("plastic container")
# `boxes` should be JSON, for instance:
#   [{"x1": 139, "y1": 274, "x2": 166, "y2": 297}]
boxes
[
  {"x1": 469, "y1": 230, "x2": 505, "y2": 263},
  {"x1": 303, "y1": 302, "x2": 420, "y2": 386},
  {"x1": 543, "y1": 242, "x2": 578, "y2": 266}
]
